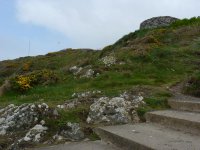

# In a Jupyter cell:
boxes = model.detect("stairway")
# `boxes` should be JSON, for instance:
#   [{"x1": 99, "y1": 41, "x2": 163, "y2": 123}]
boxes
[{"x1": 95, "y1": 95, "x2": 200, "y2": 150}]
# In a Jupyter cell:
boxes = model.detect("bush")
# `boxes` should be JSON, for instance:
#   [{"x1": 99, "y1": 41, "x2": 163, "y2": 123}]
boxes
[
  {"x1": 10, "y1": 75, "x2": 33, "y2": 92},
  {"x1": 170, "y1": 17, "x2": 200, "y2": 28},
  {"x1": 30, "y1": 69, "x2": 59, "y2": 85},
  {"x1": 10, "y1": 70, "x2": 59, "y2": 92},
  {"x1": 22, "y1": 62, "x2": 32, "y2": 72}
]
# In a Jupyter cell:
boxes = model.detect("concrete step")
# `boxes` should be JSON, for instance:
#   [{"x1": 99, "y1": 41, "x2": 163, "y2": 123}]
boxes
[
  {"x1": 95, "y1": 123, "x2": 200, "y2": 150},
  {"x1": 146, "y1": 110, "x2": 200, "y2": 135},
  {"x1": 33, "y1": 141, "x2": 120, "y2": 150},
  {"x1": 168, "y1": 99, "x2": 200, "y2": 112}
]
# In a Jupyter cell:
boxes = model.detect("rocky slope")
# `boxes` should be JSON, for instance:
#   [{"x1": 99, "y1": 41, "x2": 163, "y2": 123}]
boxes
[{"x1": 0, "y1": 16, "x2": 200, "y2": 149}]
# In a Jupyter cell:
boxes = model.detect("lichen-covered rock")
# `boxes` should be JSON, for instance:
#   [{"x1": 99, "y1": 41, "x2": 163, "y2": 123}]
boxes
[
  {"x1": 101, "y1": 56, "x2": 116, "y2": 67},
  {"x1": 57, "y1": 91, "x2": 102, "y2": 109},
  {"x1": 0, "y1": 103, "x2": 49, "y2": 136},
  {"x1": 87, "y1": 93, "x2": 145, "y2": 125},
  {"x1": 57, "y1": 122, "x2": 84, "y2": 141},
  {"x1": 140, "y1": 16, "x2": 179, "y2": 29},
  {"x1": 21, "y1": 124, "x2": 48, "y2": 143},
  {"x1": 81, "y1": 69, "x2": 95, "y2": 78},
  {"x1": 9, "y1": 123, "x2": 48, "y2": 150},
  {"x1": 69, "y1": 66, "x2": 97, "y2": 78},
  {"x1": 69, "y1": 66, "x2": 83, "y2": 75}
]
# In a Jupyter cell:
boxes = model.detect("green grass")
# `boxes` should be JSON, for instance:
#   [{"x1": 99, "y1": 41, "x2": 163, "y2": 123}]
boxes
[
  {"x1": 170, "y1": 17, "x2": 200, "y2": 28},
  {"x1": 137, "y1": 90, "x2": 171, "y2": 121}
]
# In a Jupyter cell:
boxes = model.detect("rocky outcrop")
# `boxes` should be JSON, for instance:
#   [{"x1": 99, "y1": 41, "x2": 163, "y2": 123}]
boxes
[
  {"x1": 101, "y1": 56, "x2": 116, "y2": 67},
  {"x1": 57, "y1": 91, "x2": 102, "y2": 109},
  {"x1": 140, "y1": 16, "x2": 179, "y2": 29},
  {"x1": 10, "y1": 123, "x2": 48, "y2": 150},
  {"x1": 0, "y1": 103, "x2": 49, "y2": 136},
  {"x1": 87, "y1": 92, "x2": 145, "y2": 125},
  {"x1": 69, "y1": 66, "x2": 97, "y2": 78},
  {"x1": 53, "y1": 122, "x2": 84, "y2": 141},
  {"x1": 0, "y1": 103, "x2": 54, "y2": 149},
  {"x1": 69, "y1": 66, "x2": 83, "y2": 76}
]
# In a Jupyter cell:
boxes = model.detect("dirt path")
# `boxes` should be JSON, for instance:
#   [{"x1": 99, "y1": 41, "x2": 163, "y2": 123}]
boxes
[{"x1": 170, "y1": 82, "x2": 200, "y2": 102}]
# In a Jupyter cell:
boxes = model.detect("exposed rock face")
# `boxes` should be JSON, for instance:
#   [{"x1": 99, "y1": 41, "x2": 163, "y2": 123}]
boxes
[
  {"x1": 69, "y1": 66, "x2": 97, "y2": 78},
  {"x1": 140, "y1": 16, "x2": 179, "y2": 29},
  {"x1": 69, "y1": 66, "x2": 83, "y2": 76},
  {"x1": 81, "y1": 69, "x2": 95, "y2": 78},
  {"x1": 87, "y1": 92, "x2": 145, "y2": 125},
  {"x1": 54, "y1": 122, "x2": 84, "y2": 141},
  {"x1": 0, "y1": 103, "x2": 49, "y2": 136},
  {"x1": 101, "y1": 56, "x2": 116, "y2": 67},
  {"x1": 22, "y1": 124, "x2": 48, "y2": 143},
  {"x1": 9, "y1": 123, "x2": 48, "y2": 150},
  {"x1": 57, "y1": 91, "x2": 102, "y2": 109}
]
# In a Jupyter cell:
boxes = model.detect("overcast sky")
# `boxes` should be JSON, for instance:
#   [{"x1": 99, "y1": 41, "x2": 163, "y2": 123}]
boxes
[{"x1": 0, "y1": 0, "x2": 200, "y2": 60}]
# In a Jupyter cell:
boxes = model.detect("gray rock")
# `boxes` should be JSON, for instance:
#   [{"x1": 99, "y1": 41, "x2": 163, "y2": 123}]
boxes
[
  {"x1": 21, "y1": 124, "x2": 48, "y2": 142},
  {"x1": 81, "y1": 69, "x2": 95, "y2": 78},
  {"x1": 69, "y1": 66, "x2": 97, "y2": 78},
  {"x1": 0, "y1": 103, "x2": 49, "y2": 135},
  {"x1": 9, "y1": 124, "x2": 48, "y2": 150},
  {"x1": 57, "y1": 91, "x2": 102, "y2": 110},
  {"x1": 140, "y1": 16, "x2": 179, "y2": 29},
  {"x1": 87, "y1": 93, "x2": 145, "y2": 125},
  {"x1": 59, "y1": 122, "x2": 84, "y2": 141},
  {"x1": 69, "y1": 66, "x2": 83, "y2": 75},
  {"x1": 101, "y1": 56, "x2": 116, "y2": 67},
  {"x1": 53, "y1": 109, "x2": 59, "y2": 117}
]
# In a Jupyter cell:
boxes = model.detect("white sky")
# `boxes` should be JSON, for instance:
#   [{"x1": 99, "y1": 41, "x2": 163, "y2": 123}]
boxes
[{"x1": 1, "y1": 0, "x2": 200, "y2": 60}]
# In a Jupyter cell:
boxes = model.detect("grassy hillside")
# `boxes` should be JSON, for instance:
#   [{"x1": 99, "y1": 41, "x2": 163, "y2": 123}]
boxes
[{"x1": 0, "y1": 17, "x2": 200, "y2": 108}]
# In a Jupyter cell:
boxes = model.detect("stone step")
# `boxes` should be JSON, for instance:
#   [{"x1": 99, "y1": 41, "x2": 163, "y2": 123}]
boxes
[
  {"x1": 168, "y1": 99, "x2": 200, "y2": 112},
  {"x1": 146, "y1": 110, "x2": 200, "y2": 135},
  {"x1": 33, "y1": 141, "x2": 120, "y2": 150},
  {"x1": 95, "y1": 123, "x2": 200, "y2": 150}
]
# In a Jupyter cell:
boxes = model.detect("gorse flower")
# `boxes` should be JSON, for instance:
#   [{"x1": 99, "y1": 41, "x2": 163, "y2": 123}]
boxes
[
  {"x1": 10, "y1": 69, "x2": 59, "y2": 93},
  {"x1": 15, "y1": 75, "x2": 32, "y2": 91}
]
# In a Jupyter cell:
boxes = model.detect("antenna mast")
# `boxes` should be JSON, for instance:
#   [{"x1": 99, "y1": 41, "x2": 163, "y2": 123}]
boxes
[{"x1": 28, "y1": 40, "x2": 31, "y2": 56}]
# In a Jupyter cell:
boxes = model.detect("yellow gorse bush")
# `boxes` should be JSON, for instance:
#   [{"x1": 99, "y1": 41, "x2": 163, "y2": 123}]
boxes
[
  {"x1": 10, "y1": 69, "x2": 58, "y2": 93},
  {"x1": 16, "y1": 75, "x2": 32, "y2": 91}
]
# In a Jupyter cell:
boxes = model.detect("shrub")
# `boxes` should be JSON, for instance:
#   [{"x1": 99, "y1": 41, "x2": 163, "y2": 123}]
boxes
[
  {"x1": 170, "y1": 17, "x2": 200, "y2": 28},
  {"x1": 10, "y1": 69, "x2": 59, "y2": 92},
  {"x1": 22, "y1": 62, "x2": 32, "y2": 72},
  {"x1": 10, "y1": 75, "x2": 33, "y2": 92},
  {"x1": 31, "y1": 69, "x2": 59, "y2": 85}
]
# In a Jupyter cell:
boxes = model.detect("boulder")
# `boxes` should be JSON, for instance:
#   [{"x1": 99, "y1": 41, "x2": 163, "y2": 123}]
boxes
[
  {"x1": 140, "y1": 16, "x2": 179, "y2": 29},
  {"x1": 69, "y1": 66, "x2": 97, "y2": 78},
  {"x1": 20, "y1": 124, "x2": 48, "y2": 143},
  {"x1": 81, "y1": 69, "x2": 95, "y2": 78},
  {"x1": 9, "y1": 124, "x2": 48, "y2": 150},
  {"x1": 0, "y1": 103, "x2": 49, "y2": 135},
  {"x1": 69, "y1": 66, "x2": 83, "y2": 75},
  {"x1": 101, "y1": 56, "x2": 116, "y2": 67},
  {"x1": 57, "y1": 91, "x2": 102, "y2": 109},
  {"x1": 87, "y1": 92, "x2": 145, "y2": 125},
  {"x1": 57, "y1": 122, "x2": 84, "y2": 141}
]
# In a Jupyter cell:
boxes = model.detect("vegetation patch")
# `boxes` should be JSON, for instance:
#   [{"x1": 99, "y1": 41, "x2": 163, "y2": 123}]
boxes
[{"x1": 183, "y1": 72, "x2": 200, "y2": 97}]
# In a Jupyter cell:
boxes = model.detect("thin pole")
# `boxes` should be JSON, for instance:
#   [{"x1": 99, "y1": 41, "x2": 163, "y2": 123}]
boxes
[{"x1": 28, "y1": 40, "x2": 30, "y2": 56}]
